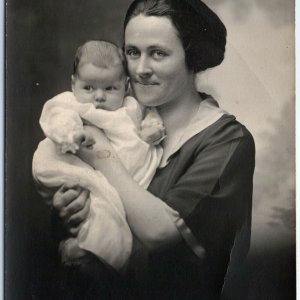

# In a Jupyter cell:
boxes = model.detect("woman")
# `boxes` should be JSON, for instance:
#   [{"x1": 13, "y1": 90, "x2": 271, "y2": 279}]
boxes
[{"x1": 52, "y1": 0, "x2": 255, "y2": 299}]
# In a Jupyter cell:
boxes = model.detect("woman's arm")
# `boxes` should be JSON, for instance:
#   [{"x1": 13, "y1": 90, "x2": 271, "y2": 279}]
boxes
[{"x1": 77, "y1": 126, "x2": 182, "y2": 251}]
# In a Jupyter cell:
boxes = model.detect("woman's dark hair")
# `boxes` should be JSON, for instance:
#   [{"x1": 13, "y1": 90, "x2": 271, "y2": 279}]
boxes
[{"x1": 124, "y1": 0, "x2": 227, "y2": 73}]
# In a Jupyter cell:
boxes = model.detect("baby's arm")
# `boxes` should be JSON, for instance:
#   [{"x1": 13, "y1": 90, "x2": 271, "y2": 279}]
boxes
[
  {"x1": 82, "y1": 98, "x2": 164, "y2": 188},
  {"x1": 40, "y1": 92, "x2": 94, "y2": 153},
  {"x1": 82, "y1": 96, "x2": 165, "y2": 145}
]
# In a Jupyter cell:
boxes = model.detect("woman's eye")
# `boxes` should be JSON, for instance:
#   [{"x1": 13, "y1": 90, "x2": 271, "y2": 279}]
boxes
[
  {"x1": 152, "y1": 50, "x2": 167, "y2": 60},
  {"x1": 84, "y1": 85, "x2": 93, "y2": 91},
  {"x1": 126, "y1": 48, "x2": 140, "y2": 58}
]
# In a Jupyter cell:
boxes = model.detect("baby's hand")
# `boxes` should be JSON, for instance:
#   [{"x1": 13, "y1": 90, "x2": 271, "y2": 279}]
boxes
[
  {"x1": 140, "y1": 121, "x2": 166, "y2": 146},
  {"x1": 59, "y1": 129, "x2": 95, "y2": 154},
  {"x1": 74, "y1": 129, "x2": 95, "y2": 150},
  {"x1": 140, "y1": 108, "x2": 166, "y2": 145},
  {"x1": 140, "y1": 124, "x2": 166, "y2": 145}
]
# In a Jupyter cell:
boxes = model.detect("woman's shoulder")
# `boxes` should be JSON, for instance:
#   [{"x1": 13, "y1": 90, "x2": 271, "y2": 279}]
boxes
[
  {"x1": 205, "y1": 113, "x2": 253, "y2": 141},
  {"x1": 175, "y1": 115, "x2": 255, "y2": 182},
  {"x1": 195, "y1": 93, "x2": 253, "y2": 143},
  {"x1": 185, "y1": 113, "x2": 255, "y2": 155}
]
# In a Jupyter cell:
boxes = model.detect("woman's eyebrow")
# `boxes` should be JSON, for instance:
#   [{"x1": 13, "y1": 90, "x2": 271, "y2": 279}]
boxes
[
  {"x1": 148, "y1": 44, "x2": 172, "y2": 51},
  {"x1": 124, "y1": 44, "x2": 137, "y2": 49},
  {"x1": 125, "y1": 43, "x2": 172, "y2": 52}
]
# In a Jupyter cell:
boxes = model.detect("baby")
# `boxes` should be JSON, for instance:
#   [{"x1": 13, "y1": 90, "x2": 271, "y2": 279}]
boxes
[{"x1": 32, "y1": 40, "x2": 165, "y2": 271}]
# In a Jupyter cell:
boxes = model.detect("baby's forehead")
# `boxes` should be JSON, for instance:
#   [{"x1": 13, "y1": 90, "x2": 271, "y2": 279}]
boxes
[
  {"x1": 77, "y1": 62, "x2": 126, "y2": 84},
  {"x1": 79, "y1": 41, "x2": 124, "y2": 68},
  {"x1": 79, "y1": 54, "x2": 123, "y2": 70}
]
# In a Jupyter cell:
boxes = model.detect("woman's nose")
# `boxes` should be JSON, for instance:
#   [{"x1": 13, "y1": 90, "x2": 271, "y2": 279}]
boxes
[{"x1": 136, "y1": 55, "x2": 152, "y2": 78}]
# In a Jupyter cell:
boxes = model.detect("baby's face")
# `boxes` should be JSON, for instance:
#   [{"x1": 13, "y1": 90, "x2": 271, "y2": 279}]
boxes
[{"x1": 72, "y1": 63, "x2": 126, "y2": 111}]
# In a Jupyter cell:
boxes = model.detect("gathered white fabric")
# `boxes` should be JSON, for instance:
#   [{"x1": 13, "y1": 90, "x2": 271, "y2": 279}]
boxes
[
  {"x1": 39, "y1": 92, "x2": 163, "y2": 188},
  {"x1": 33, "y1": 139, "x2": 132, "y2": 270},
  {"x1": 33, "y1": 91, "x2": 163, "y2": 270}
]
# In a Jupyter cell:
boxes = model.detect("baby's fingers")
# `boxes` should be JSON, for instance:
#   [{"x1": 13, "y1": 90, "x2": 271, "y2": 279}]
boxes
[
  {"x1": 81, "y1": 135, "x2": 95, "y2": 149},
  {"x1": 73, "y1": 131, "x2": 86, "y2": 147}
]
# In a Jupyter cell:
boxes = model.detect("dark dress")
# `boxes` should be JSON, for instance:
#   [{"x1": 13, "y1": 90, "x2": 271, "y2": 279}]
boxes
[
  {"x1": 134, "y1": 114, "x2": 255, "y2": 299},
  {"x1": 56, "y1": 112, "x2": 255, "y2": 300}
]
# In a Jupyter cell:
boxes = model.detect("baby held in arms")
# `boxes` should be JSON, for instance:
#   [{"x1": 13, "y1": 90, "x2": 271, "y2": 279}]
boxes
[{"x1": 32, "y1": 40, "x2": 165, "y2": 271}]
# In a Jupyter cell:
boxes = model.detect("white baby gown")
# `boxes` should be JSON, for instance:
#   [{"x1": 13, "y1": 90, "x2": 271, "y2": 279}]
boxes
[{"x1": 32, "y1": 91, "x2": 163, "y2": 270}]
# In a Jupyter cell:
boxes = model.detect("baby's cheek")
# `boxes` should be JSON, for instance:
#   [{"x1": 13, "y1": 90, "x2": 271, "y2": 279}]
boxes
[
  {"x1": 78, "y1": 93, "x2": 93, "y2": 104},
  {"x1": 111, "y1": 95, "x2": 124, "y2": 110}
]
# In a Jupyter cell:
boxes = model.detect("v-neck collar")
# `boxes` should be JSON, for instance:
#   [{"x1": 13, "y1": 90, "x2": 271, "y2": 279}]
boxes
[{"x1": 159, "y1": 95, "x2": 230, "y2": 168}]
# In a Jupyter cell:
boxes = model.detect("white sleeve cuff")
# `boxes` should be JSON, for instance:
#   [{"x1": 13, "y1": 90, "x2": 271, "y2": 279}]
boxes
[{"x1": 163, "y1": 203, "x2": 206, "y2": 259}]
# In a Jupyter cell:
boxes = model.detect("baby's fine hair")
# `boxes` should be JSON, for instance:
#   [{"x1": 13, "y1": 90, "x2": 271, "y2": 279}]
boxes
[{"x1": 73, "y1": 40, "x2": 127, "y2": 76}]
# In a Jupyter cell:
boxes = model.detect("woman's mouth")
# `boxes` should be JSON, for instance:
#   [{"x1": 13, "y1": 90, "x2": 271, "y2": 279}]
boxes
[{"x1": 134, "y1": 80, "x2": 159, "y2": 86}]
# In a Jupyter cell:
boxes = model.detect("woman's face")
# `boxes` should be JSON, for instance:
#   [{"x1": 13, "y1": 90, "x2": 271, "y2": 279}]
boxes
[{"x1": 125, "y1": 15, "x2": 193, "y2": 107}]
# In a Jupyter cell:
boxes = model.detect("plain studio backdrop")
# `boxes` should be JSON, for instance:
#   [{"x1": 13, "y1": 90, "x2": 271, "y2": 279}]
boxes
[{"x1": 6, "y1": 0, "x2": 295, "y2": 299}]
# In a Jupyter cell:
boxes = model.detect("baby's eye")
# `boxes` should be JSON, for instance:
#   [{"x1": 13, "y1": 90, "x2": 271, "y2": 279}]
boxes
[
  {"x1": 106, "y1": 86, "x2": 117, "y2": 91},
  {"x1": 152, "y1": 50, "x2": 167, "y2": 60},
  {"x1": 126, "y1": 48, "x2": 140, "y2": 58},
  {"x1": 84, "y1": 85, "x2": 93, "y2": 91}
]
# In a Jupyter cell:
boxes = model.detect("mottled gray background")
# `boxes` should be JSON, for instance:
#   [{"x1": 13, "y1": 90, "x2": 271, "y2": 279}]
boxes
[{"x1": 6, "y1": 0, "x2": 295, "y2": 299}]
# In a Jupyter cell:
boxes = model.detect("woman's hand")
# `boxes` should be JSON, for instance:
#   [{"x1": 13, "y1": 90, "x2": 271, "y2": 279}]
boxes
[{"x1": 53, "y1": 183, "x2": 90, "y2": 236}]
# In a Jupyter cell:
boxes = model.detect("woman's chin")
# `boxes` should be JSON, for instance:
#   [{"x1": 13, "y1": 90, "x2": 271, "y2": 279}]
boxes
[
  {"x1": 135, "y1": 95, "x2": 161, "y2": 107},
  {"x1": 133, "y1": 88, "x2": 162, "y2": 106}
]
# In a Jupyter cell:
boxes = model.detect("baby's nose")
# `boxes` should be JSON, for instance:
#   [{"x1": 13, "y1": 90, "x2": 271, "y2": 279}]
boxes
[{"x1": 94, "y1": 90, "x2": 106, "y2": 102}]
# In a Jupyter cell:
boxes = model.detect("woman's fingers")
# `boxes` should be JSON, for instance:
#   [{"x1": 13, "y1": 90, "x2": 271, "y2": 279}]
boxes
[
  {"x1": 52, "y1": 184, "x2": 90, "y2": 237},
  {"x1": 62, "y1": 190, "x2": 90, "y2": 235},
  {"x1": 64, "y1": 190, "x2": 90, "y2": 222},
  {"x1": 67, "y1": 197, "x2": 91, "y2": 235},
  {"x1": 69, "y1": 226, "x2": 81, "y2": 237},
  {"x1": 68, "y1": 197, "x2": 91, "y2": 225},
  {"x1": 53, "y1": 184, "x2": 81, "y2": 212},
  {"x1": 63, "y1": 189, "x2": 89, "y2": 216}
]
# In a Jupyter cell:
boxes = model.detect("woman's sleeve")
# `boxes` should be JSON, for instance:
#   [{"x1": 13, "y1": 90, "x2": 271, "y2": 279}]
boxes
[{"x1": 162, "y1": 128, "x2": 255, "y2": 256}]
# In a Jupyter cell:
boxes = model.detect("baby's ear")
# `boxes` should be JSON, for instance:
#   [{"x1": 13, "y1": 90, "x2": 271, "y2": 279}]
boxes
[
  {"x1": 124, "y1": 77, "x2": 131, "y2": 97},
  {"x1": 125, "y1": 77, "x2": 130, "y2": 91},
  {"x1": 71, "y1": 75, "x2": 75, "y2": 91}
]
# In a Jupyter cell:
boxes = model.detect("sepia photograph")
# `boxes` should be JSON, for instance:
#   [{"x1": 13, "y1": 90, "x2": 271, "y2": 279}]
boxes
[{"x1": 5, "y1": 0, "x2": 295, "y2": 299}]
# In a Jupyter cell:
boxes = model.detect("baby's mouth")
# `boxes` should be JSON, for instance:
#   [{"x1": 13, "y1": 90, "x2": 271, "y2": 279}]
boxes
[{"x1": 94, "y1": 103, "x2": 104, "y2": 109}]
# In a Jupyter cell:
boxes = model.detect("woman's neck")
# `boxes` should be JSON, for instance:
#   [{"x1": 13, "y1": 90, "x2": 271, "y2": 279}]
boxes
[{"x1": 157, "y1": 87, "x2": 202, "y2": 139}]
